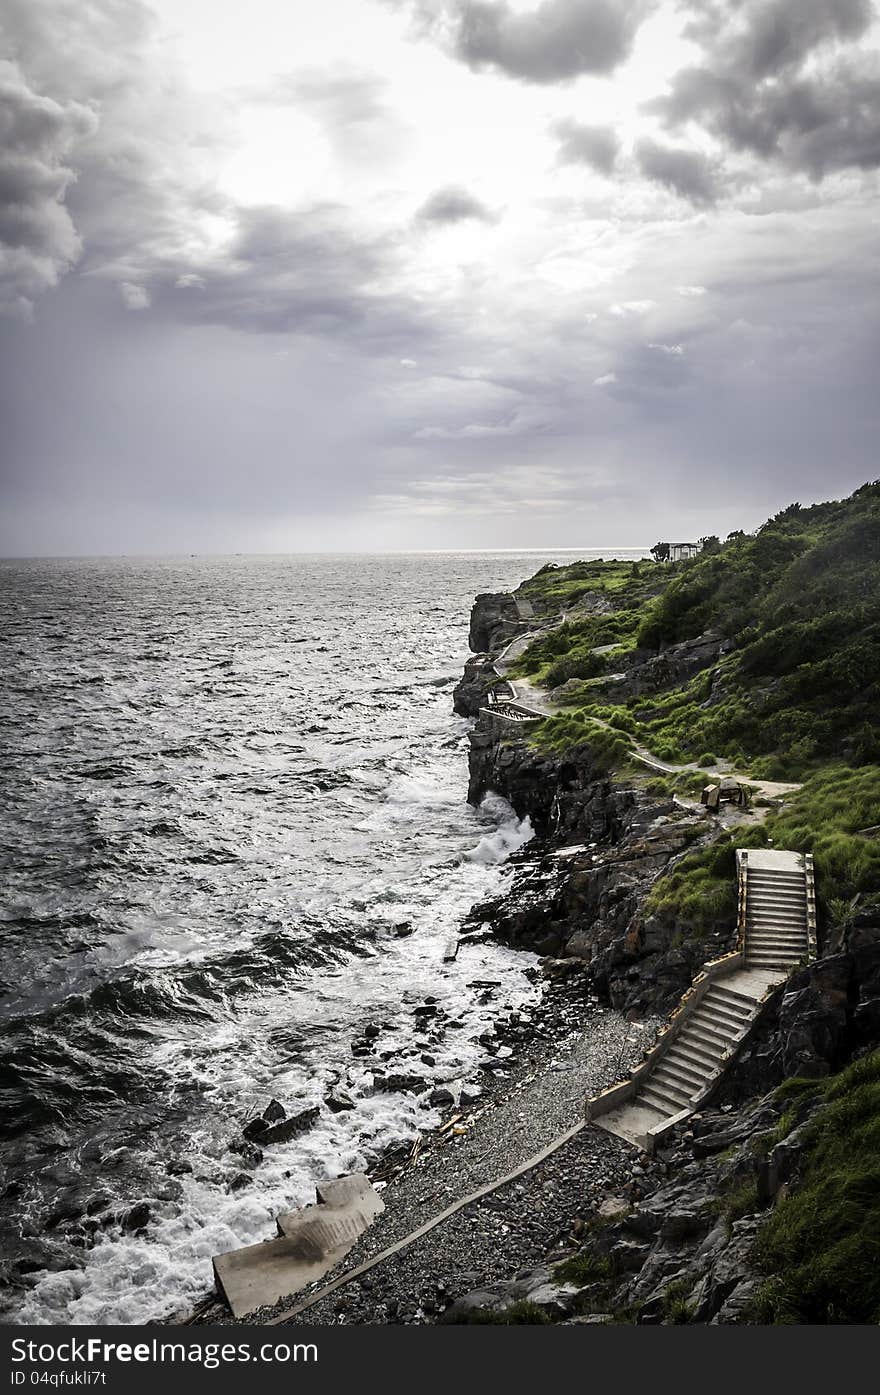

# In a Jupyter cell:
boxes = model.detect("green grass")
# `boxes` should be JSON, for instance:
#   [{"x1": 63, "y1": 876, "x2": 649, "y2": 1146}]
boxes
[
  {"x1": 644, "y1": 836, "x2": 744, "y2": 932},
  {"x1": 529, "y1": 714, "x2": 632, "y2": 772},
  {"x1": 659, "y1": 1278, "x2": 695, "y2": 1324},
  {"x1": 750, "y1": 1050, "x2": 880, "y2": 1323},
  {"x1": 552, "y1": 1251, "x2": 612, "y2": 1286},
  {"x1": 642, "y1": 766, "x2": 880, "y2": 933},
  {"x1": 511, "y1": 482, "x2": 880, "y2": 780}
]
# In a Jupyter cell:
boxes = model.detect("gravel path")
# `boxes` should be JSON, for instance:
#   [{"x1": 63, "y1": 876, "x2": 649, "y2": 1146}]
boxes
[{"x1": 248, "y1": 976, "x2": 660, "y2": 1325}]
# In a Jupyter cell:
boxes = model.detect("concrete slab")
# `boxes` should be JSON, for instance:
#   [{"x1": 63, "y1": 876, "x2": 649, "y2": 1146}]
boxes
[
  {"x1": 213, "y1": 1174, "x2": 384, "y2": 1318},
  {"x1": 313, "y1": 1173, "x2": 385, "y2": 1219},
  {"x1": 592, "y1": 1102, "x2": 664, "y2": 1149},
  {"x1": 741, "y1": 849, "x2": 805, "y2": 873}
]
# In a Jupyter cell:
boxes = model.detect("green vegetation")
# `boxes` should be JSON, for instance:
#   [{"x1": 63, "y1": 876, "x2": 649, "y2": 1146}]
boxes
[
  {"x1": 659, "y1": 1278, "x2": 696, "y2": 1324},
  {"x1": 636, "y1": 763, "x2": 880, "y2": 931},
  {"x1": 645, "y1": 836, "x2": 743, "y2": 932},
  {"x1": 552, "y1": 1250, "x2": 612, "y2": 1286},
  {"x1": 751, "y1": 1050, "x2": 880, "y2": 1323},
  {"x1": 517, "y1": 558, "x2": 657, "y2": 609},
  {"x1": 516, "y1": 482, "x2": 880, "y2": 779},
  {"x1": 530, "y1": 713, "x2": 633, "y2": 773}
]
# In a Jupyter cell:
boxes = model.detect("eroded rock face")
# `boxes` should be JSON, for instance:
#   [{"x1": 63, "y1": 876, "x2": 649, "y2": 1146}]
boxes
[
  {"x1": 607, "y1": 630, "x2": 733, "y2": 703},
  {"x1": 452, "y1": 655, "x2": 498, "y2": 718},
  {"x1": 468, "y1": 592, "x2": 524, "y2": 654},
  {"x1": 464, "y1": 718, "x2": 728, "y2": 1016}
]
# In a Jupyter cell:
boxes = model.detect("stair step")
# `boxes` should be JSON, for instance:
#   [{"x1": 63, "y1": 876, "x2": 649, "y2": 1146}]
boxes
[
  {"x1": 661, "y1": 1047, "x2": 715, "y2": 1081},
  {"x1": 646, "y1": 1067, "x2": 694, "y2": 1101},
  {"x1": 671, "y1": 1039, "x2": 724, "y2": 1073},
  {"x1": 747, "y1": 903, "x2": 808, "y2": 915},
  {"x1": 708, "y1": 983, "x2": 756, "y2": 1009},
  {"x1": 653, "y1": 1058, "x2": 710, "y2": 1094},
  {"x1": 703, "y1": 986, "x2": 753, "y2": 1014},
  {"x1": 699, "y1": 999, "x2": 751, "y2": 1032},
  {"x1": 748, "y1": 926, "x2": 808, "y2": 938},
  {"x1": 688, "y1": 1011, "x2": 739, "y2": 1041},
  {"x1": 748, "y1": 905, "x2": 805, "y2": 915},
  {"x1": 747, "y1": 920, "x2": 807, "y2": 934},
  {"x1": 747, "y1": 886, "x2": 806, "y2": 899},
  {"x1": 748, "y1": 933, "x2": 808, "y2": 947},
  {"x1": 678, "y1": 1021, "x2": 732, "y2": 1055},
  {"x1": 741, "y1": 864, "x2": 803, "y2": 876},
  {"x1": 747, "y1": 956, "x2": 801, "y2": 969},
  {"x1": 638, "y1": 1085, "x2": 689, "y2": 1117}
]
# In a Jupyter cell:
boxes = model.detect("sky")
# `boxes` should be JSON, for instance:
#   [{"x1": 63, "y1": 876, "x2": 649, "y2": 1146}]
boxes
[{"x1": 0, "y1": 0, "x2": 878, "y2": 555}]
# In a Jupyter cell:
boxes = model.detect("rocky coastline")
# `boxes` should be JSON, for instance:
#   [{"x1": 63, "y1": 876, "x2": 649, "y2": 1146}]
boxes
[
  {"x1": 252, "y1": 578, "x2": 880, "y2": 1327},
  {"x1": 165, "y1": 564, "x2": 880, "y2": 1326},
  {"x1": 267, "y1": 576, "x2": 880, "y2": 1329},
  {"x1": 418, "y1": 583, "x2": 880, "y2": 1326}
]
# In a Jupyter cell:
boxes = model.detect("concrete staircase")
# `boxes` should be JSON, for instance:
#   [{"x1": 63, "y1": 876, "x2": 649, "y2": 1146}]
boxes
[
  {"x1": 634, "y1": 971, "x2": 781, "y2": 1121},
  {"x1": 586, "y1": 848, "x2": 816, "y2": 1150},
  {"x1": 744, "y1": 853, "x2": 811, "y2": 970}
]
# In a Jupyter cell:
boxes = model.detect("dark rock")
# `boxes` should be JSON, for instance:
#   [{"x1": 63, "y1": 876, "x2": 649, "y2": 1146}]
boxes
[
  {"x1": 429, "y1": 1087, "x2": 455, "y2": 1107},
  {"x1": 377, "y1": 1074, "x2": 427, "y2": 1095},
  {"x1": 262, "y1": 1098, "x2": 286, "y2": 1123},
  {"x1": 121, "y1": 1201, "x2": 151, "y2": 1232},
  {"x1": 229, "y1": 1138, "x2": 264, "y2": 1168},
  {"x1": 45, "y1": 1199, "x2": 84, "y2": 1229},
  {"x1": 228, "y1": 1172, "x2": 251, "y2": 1193},
  {"x1": 325, "y1": 1093, "x2": 356, "y2": 1113},
  {"x1": 261, "y1": 1105, "x2": 321, "y2": 1143}
]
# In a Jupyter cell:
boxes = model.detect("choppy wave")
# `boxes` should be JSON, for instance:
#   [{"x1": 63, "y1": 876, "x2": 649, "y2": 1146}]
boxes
[{"x1": 0, "y1": 549, "x2": 641, "y2": 1323}]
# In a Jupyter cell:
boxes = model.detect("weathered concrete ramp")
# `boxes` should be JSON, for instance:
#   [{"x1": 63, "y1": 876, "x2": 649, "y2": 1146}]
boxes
[{"x1": 213, "y1": 1174, "x2": 384, "y2": 1318}]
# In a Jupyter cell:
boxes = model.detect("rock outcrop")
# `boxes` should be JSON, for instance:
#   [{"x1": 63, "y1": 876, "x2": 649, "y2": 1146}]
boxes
[
  {"x1": 464, "y1": 716, "x2": 727, "y2": 1016},
  {"x1": 468, "y1": 592, "x2": 527, "y2": 654}
]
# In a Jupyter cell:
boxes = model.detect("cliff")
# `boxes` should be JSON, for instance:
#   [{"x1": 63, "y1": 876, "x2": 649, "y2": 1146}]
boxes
[{"x1": 447, "y1": 483, "x2": 880, "y2": 1324}]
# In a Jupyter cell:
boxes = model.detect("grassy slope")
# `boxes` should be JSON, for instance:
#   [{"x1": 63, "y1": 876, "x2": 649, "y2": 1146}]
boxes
[
  {"x1": 514, "y1": 481, "x2": 880, "y2": 921},
  {"x1": 751, "y1": 1050, "x2": 880, "y2": 1323}
]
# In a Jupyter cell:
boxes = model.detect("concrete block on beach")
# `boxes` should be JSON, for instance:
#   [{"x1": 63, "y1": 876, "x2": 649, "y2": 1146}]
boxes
[{"x1": 213, "y1": 1173, "x2": 384, "y2": 1318}]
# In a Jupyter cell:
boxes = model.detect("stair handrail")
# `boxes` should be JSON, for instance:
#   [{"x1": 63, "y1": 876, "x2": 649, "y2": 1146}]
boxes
[
  {"x1": 735, "y1": 849, "x2": 749, "y2": 953},
  {"x1": 804, "y1": 852, "x2": 818, "y2": 960}
]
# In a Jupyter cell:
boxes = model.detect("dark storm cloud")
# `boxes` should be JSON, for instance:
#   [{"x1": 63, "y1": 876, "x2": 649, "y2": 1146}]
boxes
[
  {"x1": 0, "y1": 0, "x2": 425, "y2": 350},
  {"x1": 635, "y1": 138, "x2": 719, "y2": 205},
  {"x1": 0, "y1": 60, "x2": 96, "y2": 316},
  {"x1": 1, "y1": 0, "x2": 231, "y2": 312},
  {"x1": 683, "y1": 0, "x2": 874, "y2": 78},
  {"x1": 395, "y1": 0, "x2": 650, "y2": 84},
  {"x1": 158, "y1": 204, "x2": 433, "y2": 352},
  {"x1": 416, "y1": 185, "x2": 495, "y2": 223},
  {"x1": 553, "y1": 119, "x2": 619, "y2": 174},
  {"x1": 656, "y1": 0, "x2": 880, "y2": 179}
]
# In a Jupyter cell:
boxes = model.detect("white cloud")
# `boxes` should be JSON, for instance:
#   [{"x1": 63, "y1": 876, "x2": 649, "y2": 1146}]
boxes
[
  {"x1": 610, "y1": 300, "x2": 657, "y2": 317},
  {"x1": 593, "y1": 372, "x2": 618, "y2": 386},
  {"x1": 119, "y1": 281, "x2": 150, "y2": 310}
]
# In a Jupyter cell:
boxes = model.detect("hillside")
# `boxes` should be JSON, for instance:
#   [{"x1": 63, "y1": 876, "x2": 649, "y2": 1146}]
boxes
[{"x1": 509, "y1": 481, "x2": 880, "y2": 934}]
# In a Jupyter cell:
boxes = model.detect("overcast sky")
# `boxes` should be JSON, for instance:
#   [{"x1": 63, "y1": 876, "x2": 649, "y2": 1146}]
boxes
[{"x1": 1, "y1": 0, "x2": 878, "y2": 555}]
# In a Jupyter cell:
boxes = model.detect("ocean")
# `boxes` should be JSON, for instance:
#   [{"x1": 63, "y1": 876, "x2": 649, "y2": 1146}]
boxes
[{"x1": 0, "y1": 550, "x2": 642, "y2": 1324}]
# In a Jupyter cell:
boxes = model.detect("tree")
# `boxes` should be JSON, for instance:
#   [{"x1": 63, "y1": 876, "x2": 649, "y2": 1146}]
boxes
[
  {"x1": 699, "y1": 535, "x2": 720, "y2": 553},
  {"x1": 651, "y1": 542, "x2": 670, "y2": 562}
]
